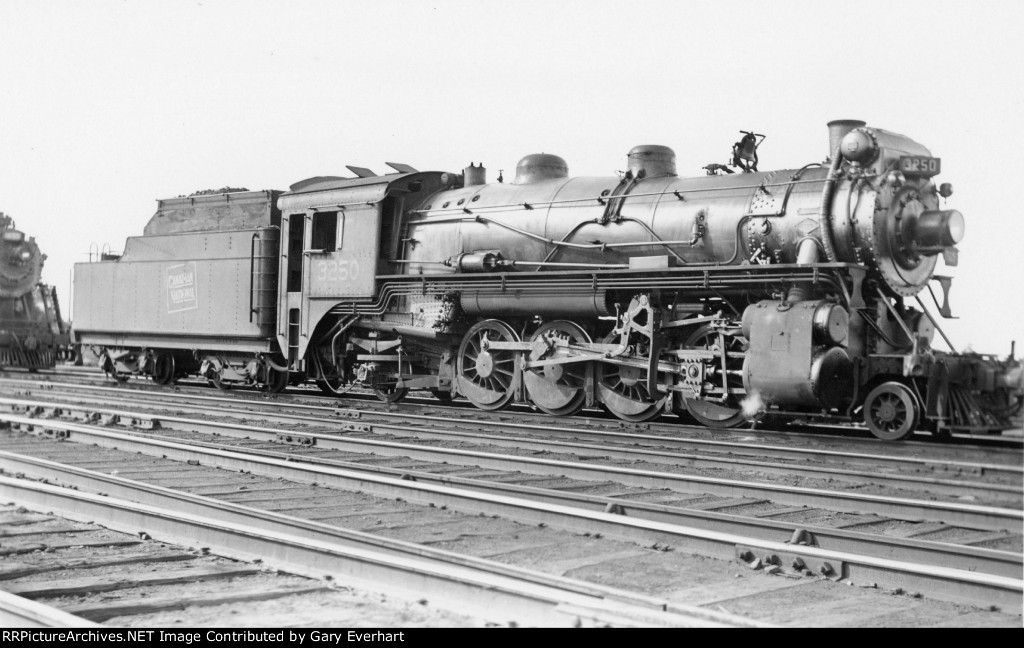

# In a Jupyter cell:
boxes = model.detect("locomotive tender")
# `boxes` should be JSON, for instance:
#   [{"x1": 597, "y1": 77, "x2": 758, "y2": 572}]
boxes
[
  {"x1": 72, "y1": 120, "x2": 1023, "y2": 440},
  {"x1": 0, "y1": 212, "x2": 70, "y2": 369}
]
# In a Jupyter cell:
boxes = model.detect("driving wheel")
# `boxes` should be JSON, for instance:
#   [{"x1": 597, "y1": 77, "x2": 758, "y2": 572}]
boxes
[
  {"x1": 680, "y1": 325, "x2": 747, "y2": 429},
  {"x1": 523, "y1": 320, "x2": 590, "y2": 416},
  {"x1": 457, "y1": 319, "x2": 519, "y2": 411}
]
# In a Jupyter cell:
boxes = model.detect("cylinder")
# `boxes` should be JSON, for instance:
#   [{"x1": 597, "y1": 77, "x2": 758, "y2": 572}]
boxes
[
  {"x1": 812, "y1": 301, "x2": 849, "y2": 347},
  {"x1": 810, "y1": 347, "x2": 855, "y2": 408},
  {"x1": 743, "y1": 343, "x2": 853, "y2": 409},
  {"x1": 742, "y1": 299, "x2": 853, "y2": 409}
]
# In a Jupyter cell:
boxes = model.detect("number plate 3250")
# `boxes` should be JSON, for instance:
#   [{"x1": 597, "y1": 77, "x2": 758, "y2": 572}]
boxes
[{"x1": 898, "y1": 156, "x2": 941, "y2": 176}]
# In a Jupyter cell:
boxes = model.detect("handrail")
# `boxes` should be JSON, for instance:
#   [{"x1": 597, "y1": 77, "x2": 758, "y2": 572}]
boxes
[{"x1": 249, "y1": 231, "x2": 260, "y2": 323}]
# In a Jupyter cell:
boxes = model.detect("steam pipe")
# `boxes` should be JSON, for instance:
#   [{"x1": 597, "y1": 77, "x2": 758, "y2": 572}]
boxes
[
  {"x1": 818, "y1": 147, "x2": 843, "y2": 262},
  {"x1": 786, "y1": 238, "x2": 822, "y2": 303}
]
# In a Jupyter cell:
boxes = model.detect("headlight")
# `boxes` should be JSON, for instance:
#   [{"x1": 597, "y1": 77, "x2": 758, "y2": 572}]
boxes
[{"x1": 914, "y1": 209, "x2": 964, "y2": 254}]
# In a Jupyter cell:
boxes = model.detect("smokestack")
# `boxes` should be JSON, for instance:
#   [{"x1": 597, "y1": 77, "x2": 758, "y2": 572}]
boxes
[{"x1": 827, "y1": 120, "x2": 866, "y2": 157}]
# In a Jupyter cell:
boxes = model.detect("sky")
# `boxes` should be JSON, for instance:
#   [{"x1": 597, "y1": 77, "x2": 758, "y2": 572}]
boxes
[{"x1": 1, "y1": 0, "x2": 1022, "y2": 355}]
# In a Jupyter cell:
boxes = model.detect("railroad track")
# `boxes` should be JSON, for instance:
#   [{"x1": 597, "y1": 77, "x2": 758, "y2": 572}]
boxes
[
  {"x1": 0, "y1": 493, "x2": 758, "y2": 629},
  {"x1": 3, "y1": 381, "x2": 1021, "y2": 536},
  {"x1": 9, "y1": 368, "x2": 1023, "y2": 449},
  {"x1": 2, "y1": 372, "x2": 1021, "y2": 624},
  {"x1": 3, "y1": 375, "x2": 1021, "y2": 476},
  {"x1": 1, "y1": 436, "x2": 1020, "y2": 627},
  {"x1": 1, "y1": 386, "x2": 1020, "y2": 509},
  {"x1": 0, "y1": 409, "x2": 1021, "y2": 615},
  {"x1": 0, "y1": 503, "x2": 368, "y2": 627}
]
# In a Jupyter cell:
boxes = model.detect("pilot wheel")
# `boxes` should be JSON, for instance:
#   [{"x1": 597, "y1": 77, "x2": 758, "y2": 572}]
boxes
[{"x1": 863, "y1": 381, "x2": 920, "y2": 441}]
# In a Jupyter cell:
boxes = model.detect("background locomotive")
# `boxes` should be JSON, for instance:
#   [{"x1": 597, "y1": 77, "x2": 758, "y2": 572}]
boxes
[
  {"x1": 71, "y1": 121, "x2": 1023, "y2": 440},
  {"x1": 0, "y1": 212, "x2": 71, "y2": 370}
]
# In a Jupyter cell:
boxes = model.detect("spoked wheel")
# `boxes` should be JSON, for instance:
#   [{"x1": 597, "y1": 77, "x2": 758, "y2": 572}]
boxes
[
  {"x1": 681, "y1": 325, "x2": 747, "y2": 429},
  {"x1": 863, "y1": 381, "x2": 920, "y2": 441},
  {"x1": 151, "y1": 352, "x2": 176, "y2": 386},
  {"x1": 523, "y1": 321, "x2": 591, "y2": 416},
  {"x1": 457, "y1": 319, "x2": 519, "y2": 411},
  {"x1": 595, "y1": 334, "x2": 666, "y2": 423}
]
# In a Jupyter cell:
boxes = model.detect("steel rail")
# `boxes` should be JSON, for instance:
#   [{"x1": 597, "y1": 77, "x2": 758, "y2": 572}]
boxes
[
  {"x1": 13, "y1": 360, "x2": 1024, "y2": 452},
  {"x1": 6, "y1": 374, "x2": 1020, "y2": 461},
  {"x1": 0, "y1": 454, "x2": 760, "y2": 628},
  {"x1": 334, "y1": 409, "x2": 1024, "y2": 474},
  {"x1": 5, "y1": 425, "x2": 1018, "y2": 583},
  {"x1": 0, "y1": 477, "x2": 751, "y2": 628},
  {"x1": 2, "y1": 384, "x2": 1018, "y2": 478},
  {"x1": 0, "y1": 591, "x2": 100, "y2": 628},
  {"x1": 1, "y1": 428, "x2": 1019, "y2": 610},
  {"x1": 2, "y1": 395, "x2": 1017, "y2": 504},
  {"x1": 1, "y1": 404, "x2": 1019, "y2": 533}
]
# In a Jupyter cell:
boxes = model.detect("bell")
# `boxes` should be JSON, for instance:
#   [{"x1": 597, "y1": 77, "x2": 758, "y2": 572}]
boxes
[{"x1": 737, "y1": 133, "x2": 758, "y2": 162}]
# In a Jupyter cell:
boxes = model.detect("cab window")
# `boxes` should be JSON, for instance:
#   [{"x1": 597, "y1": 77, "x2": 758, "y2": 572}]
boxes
[{"x1": 311, "y1": 212, "x2": 338, "y2": 252}]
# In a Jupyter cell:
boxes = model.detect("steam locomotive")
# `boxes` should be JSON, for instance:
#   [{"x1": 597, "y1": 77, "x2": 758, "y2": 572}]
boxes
[
  {"x1": 71, "y1": 121, "x2": 1023, "y2": 440},
  {"x1": 0, "y1": 212, "x2": 70, "y2": 369}
]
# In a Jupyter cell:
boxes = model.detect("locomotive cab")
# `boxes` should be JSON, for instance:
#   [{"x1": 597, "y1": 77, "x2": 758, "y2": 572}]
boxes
[{"x1": 275, "y1": 170, "x2": 455, "y2": 389}]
